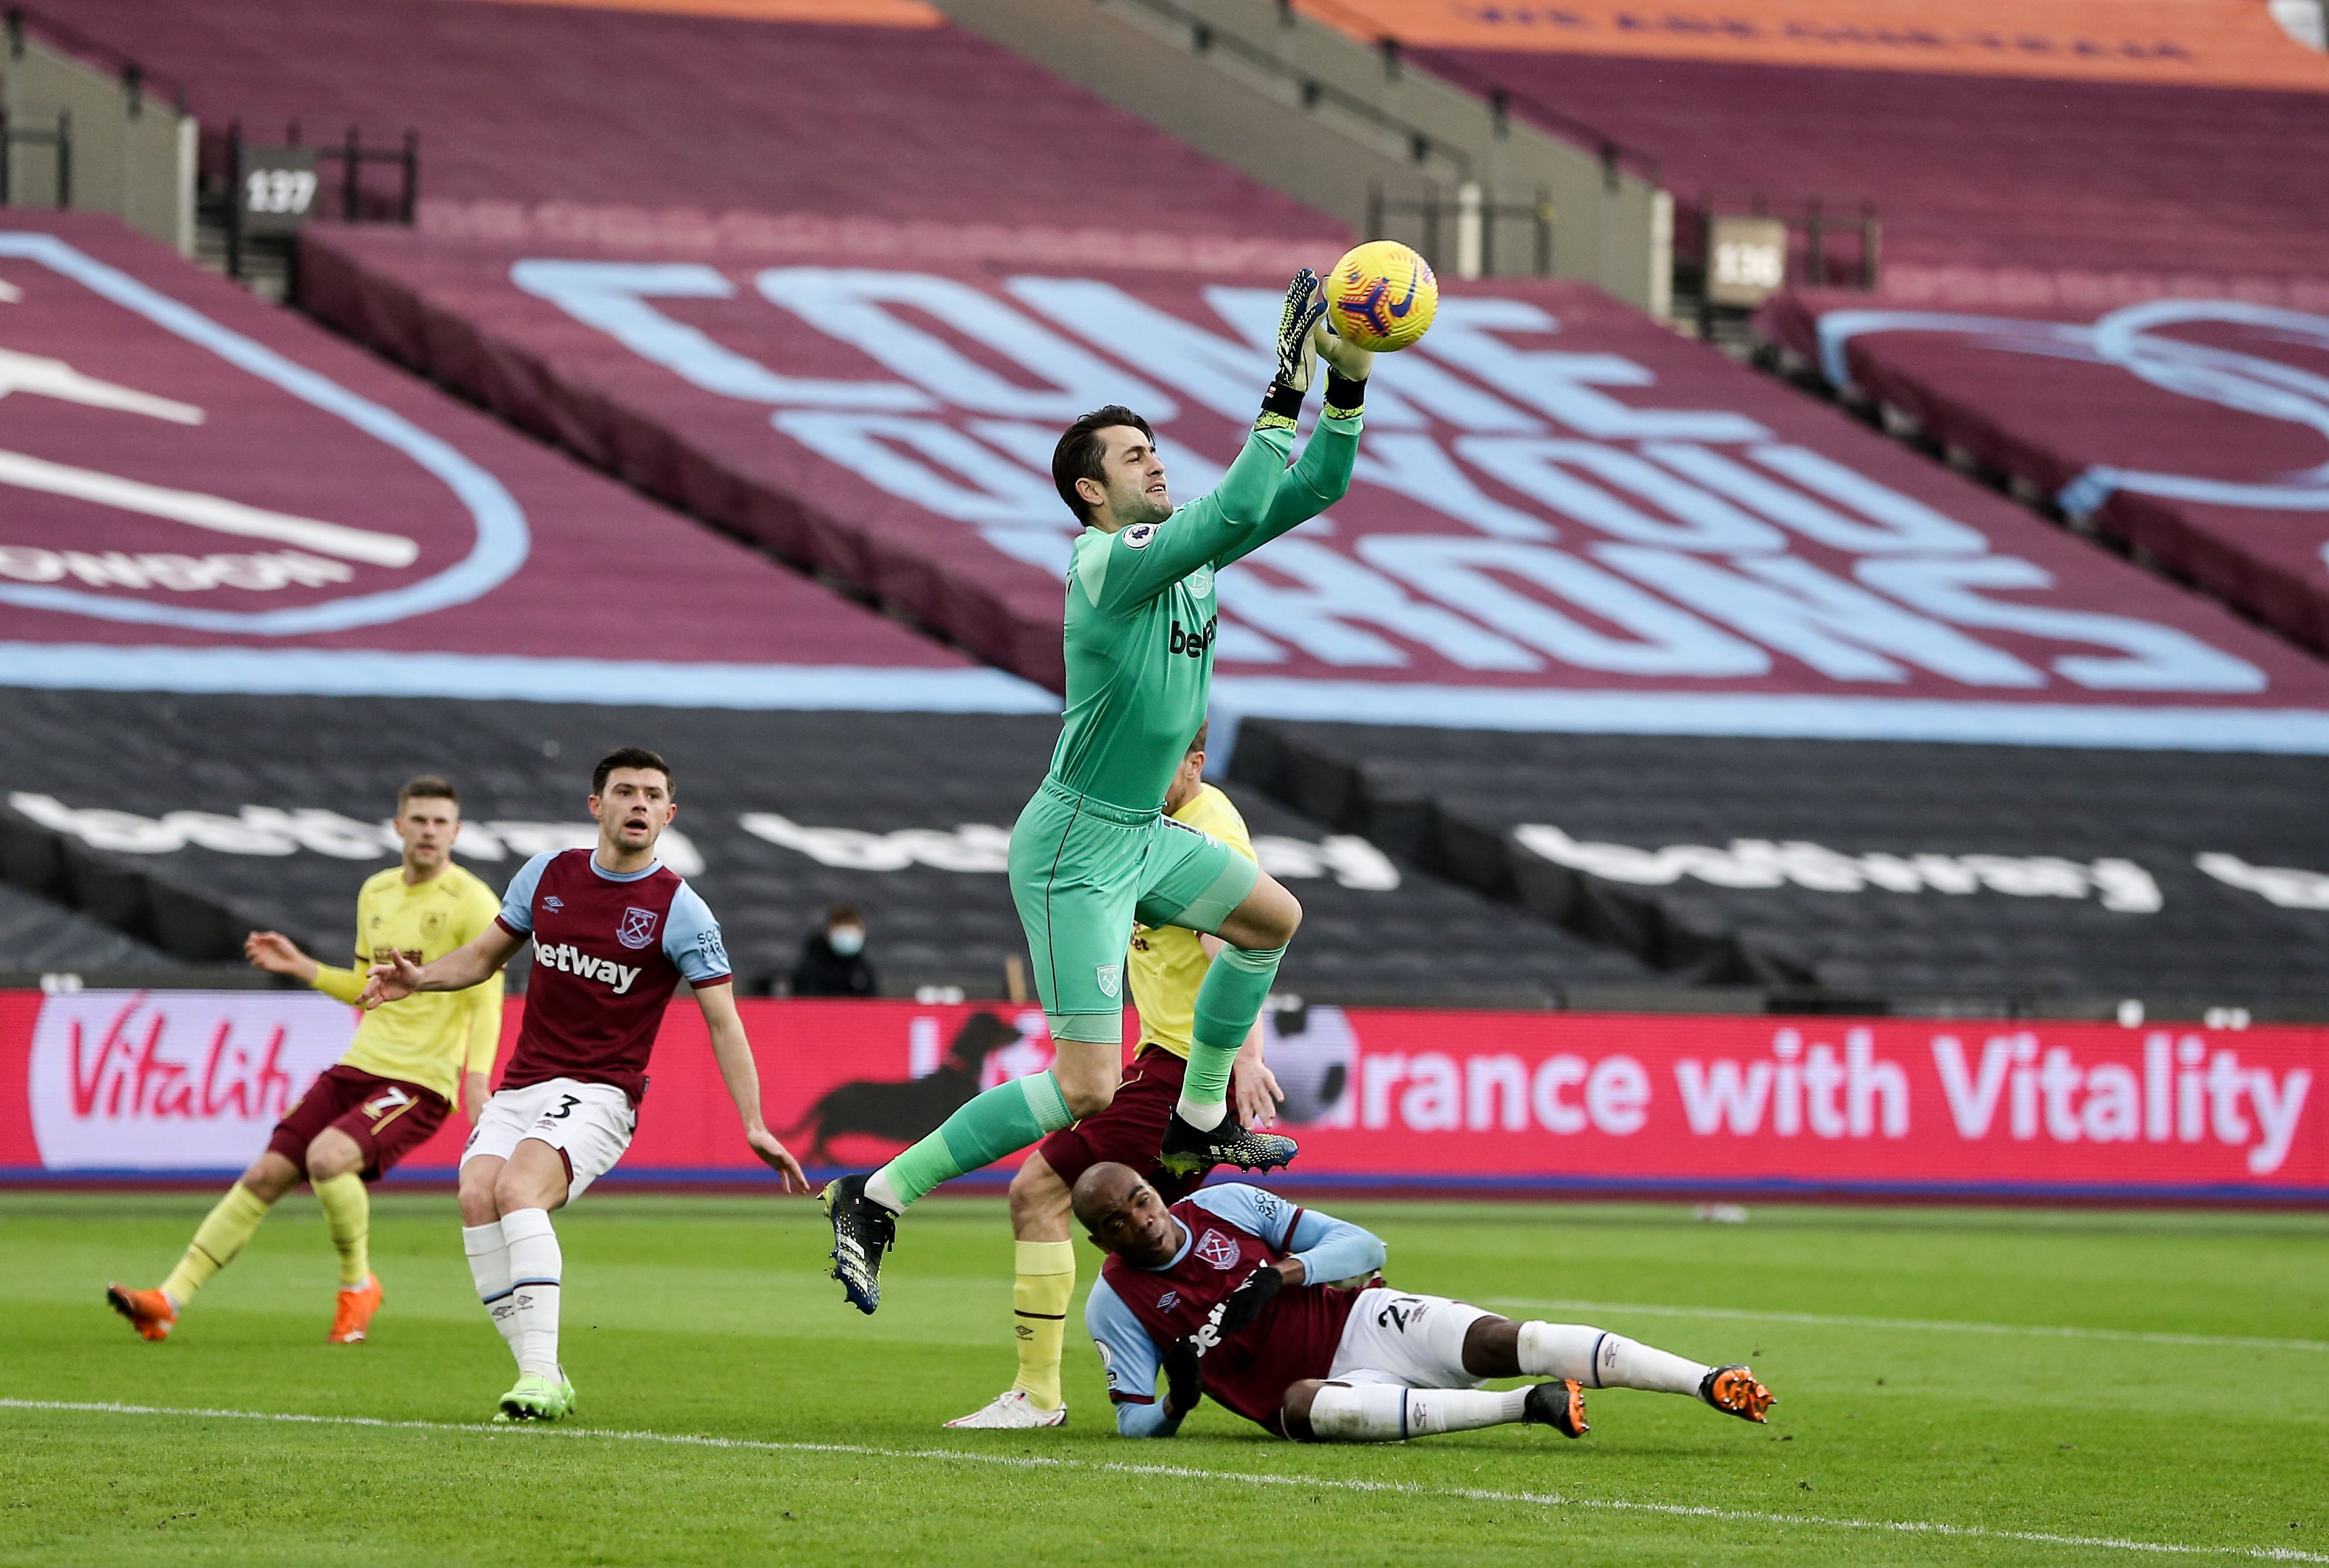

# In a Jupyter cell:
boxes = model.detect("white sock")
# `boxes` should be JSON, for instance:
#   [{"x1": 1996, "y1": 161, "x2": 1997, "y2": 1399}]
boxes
[
  {"x1": 1308, "y1": 1383, "x2": 1527, "y2": 1441},
  {"x1": 500, "y1": 1207, "x2": 562, "y2": 1380},
  {"x1": 461, "y1": 1223, "x2": 523, "y2": 1367},
  {"x1": 1174, "y1": 1095, "x2": 1228, "y2": 1132},
  {"x1": 863, "y1": 1169, "x2": 905, "y2": 1214},
  {"x1": 1519, "y1": 1321, "x2": 1707, "y2": 1396}
]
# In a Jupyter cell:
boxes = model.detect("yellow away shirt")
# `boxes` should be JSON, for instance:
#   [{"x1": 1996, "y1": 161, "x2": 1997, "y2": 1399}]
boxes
[
  {"x1": 1127, "y1": 783, "x2": 1258, "y2": 1060},
  {"x1": 310, "y1": 861, "x2": 505, "y2": 1103}
]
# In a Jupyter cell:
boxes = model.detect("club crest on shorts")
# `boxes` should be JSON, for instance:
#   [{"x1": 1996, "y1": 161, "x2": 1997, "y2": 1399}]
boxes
[
  {"x1": 1194, "y1": 1229, "x2": 1241, "y2": 1271},
  {"x1": 1096, "y1": 962, "x2": 1122, "y2": 999},
  {"x1": 1122, "y1": 523, "x2": 1157, "y2": 550},
  {"x1": 617, "y1": 906, "x2": 660, "y2": 949}
]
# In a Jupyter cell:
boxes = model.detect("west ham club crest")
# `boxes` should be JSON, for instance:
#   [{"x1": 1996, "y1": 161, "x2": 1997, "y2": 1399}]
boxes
[
  {"x1": 616, "y1": 907, "x2": 660, "y2": 950},
  {"x1": 1194, "y1": 1229, "x2": 1241, "y2": 1271}
]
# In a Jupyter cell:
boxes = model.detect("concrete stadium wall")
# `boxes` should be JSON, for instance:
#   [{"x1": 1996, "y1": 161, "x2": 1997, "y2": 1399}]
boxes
[
  {"x1": 932, "y1": 0, "x2": 1671, "y2": 314},
  {"x1": 2, "y1": 33, "x2": 194, "y2": 254}
]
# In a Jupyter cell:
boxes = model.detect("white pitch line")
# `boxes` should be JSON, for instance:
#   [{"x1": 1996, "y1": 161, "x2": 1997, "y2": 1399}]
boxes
[
  {"x1": 1482, "y1": 1299, "x2": 2329, "y2": 1355},
  {"x1": 2, "y1": 1398, "x2": 2320, "y2": 1563}
]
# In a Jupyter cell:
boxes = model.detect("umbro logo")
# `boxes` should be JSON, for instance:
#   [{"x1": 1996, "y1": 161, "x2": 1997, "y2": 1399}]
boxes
[
  {"x1": 543, "y1": 895, "x2": 564, "y2": 911},
  {"x1": 1157, "y1": 1291, "x2": 1179, "y2": 1311}
]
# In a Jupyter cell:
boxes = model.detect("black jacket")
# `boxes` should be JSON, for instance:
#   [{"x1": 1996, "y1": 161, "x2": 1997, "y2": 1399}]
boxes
[{"x1": 790, "y1": 934, "x2": 878, "y2": 997}]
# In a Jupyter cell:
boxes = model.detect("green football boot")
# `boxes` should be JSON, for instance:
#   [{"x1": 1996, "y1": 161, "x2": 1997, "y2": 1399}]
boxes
[{"x1": 498, "y1": 1372, "x2": 569, "y2": 1423}]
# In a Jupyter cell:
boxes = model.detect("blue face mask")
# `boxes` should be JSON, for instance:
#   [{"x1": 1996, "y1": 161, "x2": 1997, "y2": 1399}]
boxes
[{"x1": 827, "y1": 925, "x2": 865, "y2": 958}]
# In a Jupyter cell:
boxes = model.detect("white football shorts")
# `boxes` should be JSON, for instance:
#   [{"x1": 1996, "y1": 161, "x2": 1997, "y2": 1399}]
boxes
[
  {"x1": 463, "y1": 1077, "x2": 636, "y2": 1200},
  {"x1": 1326, "y1": 1288, "x2": 1493, "y2": 1390}
]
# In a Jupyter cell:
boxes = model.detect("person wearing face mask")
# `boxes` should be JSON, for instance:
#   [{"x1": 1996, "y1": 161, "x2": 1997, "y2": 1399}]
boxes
[{"x1": 791, "y1": 905, "x2": 878, "y2": 997}]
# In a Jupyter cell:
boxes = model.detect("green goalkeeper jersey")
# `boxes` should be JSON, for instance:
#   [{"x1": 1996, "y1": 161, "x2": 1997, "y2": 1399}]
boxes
[{"x1": 1047, "y1": 412, "x2": 1362, "y2": 814}]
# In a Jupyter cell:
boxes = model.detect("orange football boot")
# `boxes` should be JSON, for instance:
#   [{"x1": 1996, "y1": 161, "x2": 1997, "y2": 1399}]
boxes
[
  {"x1": 1699, "y1": 1364, "x2": 1774, "y2": 1423},
  {"x1": 328, "y1": 1275, "x2": 383, "y2": 1343},
  {"x1": 1524, "y1": 1378, "x2": 1590, "y2": 1437},
  {"x1": 106, "y1": 1284, "x2": 177, "y2": 1341}
]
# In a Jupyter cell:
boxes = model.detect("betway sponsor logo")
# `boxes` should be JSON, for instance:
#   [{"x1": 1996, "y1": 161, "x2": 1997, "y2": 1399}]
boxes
[
  {"x1": 1167, "y1": 617, "x2": 1217, "y2": 660},
  {"x1": 6, "y1": 793, "x2": 704, "y2": 875},
  {"x1": 26, "y1": 991, "x2": 352, "y2": 1169},
  {"x1": 536, "y1": 942, "x2": 641, "y2": 995},
  {"x1": 741, "y1": 813, "x2": 1399, "y2": 890},
  {"x1": 1515, "y1": 822, "x2": 2161, "y2": 911}
]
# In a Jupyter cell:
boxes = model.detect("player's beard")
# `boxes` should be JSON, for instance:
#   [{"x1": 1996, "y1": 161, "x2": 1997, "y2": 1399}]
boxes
[{"x1": 1119, "y1": 477, "x2": 1172, "y2": 526}]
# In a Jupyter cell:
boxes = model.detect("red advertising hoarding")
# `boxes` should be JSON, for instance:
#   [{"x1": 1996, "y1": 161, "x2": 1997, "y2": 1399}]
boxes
[{"x1": 6, "y1": 991, "x2": 2320, "y2": 1201}]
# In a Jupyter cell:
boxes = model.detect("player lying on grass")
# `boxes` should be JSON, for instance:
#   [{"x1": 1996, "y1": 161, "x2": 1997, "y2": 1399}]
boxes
[
  {"x1": 1074, "y1": 1162, "x2": 1774, "y2": 1442},
  {"x1": 826, "y1": 270, "x2": 1371, "y2": 1314},
  {"x1": 110, "y1": 776, "x2": 503, "y2": 1346},
  {"x1": 949, "y1": 725, "x2": 1281, "y2": 1429},
  {"x1": 361, "y1": 747, "x2": 809, "y2": 1422}
]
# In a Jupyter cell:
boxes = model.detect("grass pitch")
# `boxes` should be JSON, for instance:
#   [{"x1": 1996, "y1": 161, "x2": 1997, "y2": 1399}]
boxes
[{"x1": 1, "y1": 1190, "x2": 2323, "y2": 1566}]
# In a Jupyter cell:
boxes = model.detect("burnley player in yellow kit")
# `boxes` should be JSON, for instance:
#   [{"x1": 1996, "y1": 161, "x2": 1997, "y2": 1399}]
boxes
[
  {"x1": 107, "y1": 777, "x2": 504, "y2": 1345},
  {"x1": 950, "y1": 724, "x2": 1283, "y2": 1428}
]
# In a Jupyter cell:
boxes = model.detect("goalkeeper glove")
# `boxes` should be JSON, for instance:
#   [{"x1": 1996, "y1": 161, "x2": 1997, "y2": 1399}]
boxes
[
  {"x1": 1257, "y1": 269, "x2": 1326, "y2": 433},
  {"x1": 1319, "y1": 319, "x2": 1371, "y2": 419},
  {"x1": 1216, "y1": 1263, "x2": 1287, "y2": 1337}
]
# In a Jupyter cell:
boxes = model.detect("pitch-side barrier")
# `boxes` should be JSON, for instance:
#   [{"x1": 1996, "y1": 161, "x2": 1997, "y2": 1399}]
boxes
[{"x1": 7, "y1": 991, "x2": 2318, "y2": 1201}]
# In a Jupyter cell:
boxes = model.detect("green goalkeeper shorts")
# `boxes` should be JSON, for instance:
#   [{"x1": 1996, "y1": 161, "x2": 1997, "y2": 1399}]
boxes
[{"x1": 1008, "y1": 776, "x2": 1258, "y2": 1044}]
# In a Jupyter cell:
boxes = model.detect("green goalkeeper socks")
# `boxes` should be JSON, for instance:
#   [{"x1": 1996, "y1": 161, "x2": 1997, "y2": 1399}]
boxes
[
  {"x1": 1181, "y1": 942, "x2": 1286, "y2": 1117},
  {"x1": 871, "y1": 1070, "x2": 1075, "y2": 1211}
]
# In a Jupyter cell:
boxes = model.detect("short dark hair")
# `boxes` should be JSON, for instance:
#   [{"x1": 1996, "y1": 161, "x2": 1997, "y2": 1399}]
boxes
[
  {"x1": 592, "y1": 746, "x2": 673, "y2": 797},
  {"x1": 1186, "y1": 721, "x2": 1208, "y2": 756},
  {"x1": 827, "y1": 903, "x2": 863, "y2": 926},
  {"x1": 1053, "y1": 405, "x2": 1155, "y2": 524},
  {"x1": 397, "y1": 775, "x2": 458, "y2": 810}
]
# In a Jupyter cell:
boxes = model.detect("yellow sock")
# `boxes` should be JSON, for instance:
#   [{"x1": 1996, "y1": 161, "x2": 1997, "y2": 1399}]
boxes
[
  {"x1": 1011, "y1": 1240, "x2": 1077, "y2": 1410},
  {"x1": 312, "y1": 1173, "x2": 371, "y2": 1288},
  {"x1": 159, "y1": 1183, "x2": 271, "y2": 1305}
]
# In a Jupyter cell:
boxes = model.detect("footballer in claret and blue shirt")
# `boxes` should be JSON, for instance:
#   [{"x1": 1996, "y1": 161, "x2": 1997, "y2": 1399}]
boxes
[
  {"x1": 359, "y1": 746, "x2": 810, "y2": 1424},
  {"x1": 1072, "y1": 1163, "x2": 1774, "y2": 1444}
]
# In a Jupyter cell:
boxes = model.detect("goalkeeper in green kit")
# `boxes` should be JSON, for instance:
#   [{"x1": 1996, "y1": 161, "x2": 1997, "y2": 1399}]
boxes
[{"x1": 826, "y1": 270, "x2": 1372, "y2": 1313}]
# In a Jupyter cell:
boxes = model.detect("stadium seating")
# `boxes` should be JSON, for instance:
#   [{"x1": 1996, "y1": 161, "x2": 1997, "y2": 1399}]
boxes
[
  {"x1": 283, "y1": 225, "x2": 2329, "y2": 1011},
  {"x1": 32, "y1": 0, "x2": 2329, "y2": 1017},
  {"x1": 0, "y1": 688, "x2": 1679, "y2": 1002},
  {"x1": 1416, "y1": 55, "x2": 2329, "y2": 291},
  {"x1": 53, "y1": 0, "x2": 1339, "y2": 245},
  {"x1": 1756, "y1": 291, "x2": 2329, "y2": 657},
  {"x1": 0, "y1": 883, "x2": 175, "y2": 977},
  {"x1": 1235, "y1": 719, "x2": 2329, "y2": 1013}
]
